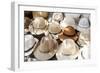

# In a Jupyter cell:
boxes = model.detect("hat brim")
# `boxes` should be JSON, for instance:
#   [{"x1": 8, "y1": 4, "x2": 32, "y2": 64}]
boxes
[
  {"x1": 34, "y1": 46, "x2": 57, "y2": 60},
  {"x1": 58, "y1": 32, "x2": 79, "y2": 42}
]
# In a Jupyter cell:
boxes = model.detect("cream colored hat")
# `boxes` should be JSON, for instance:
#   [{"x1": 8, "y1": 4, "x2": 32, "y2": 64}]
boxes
[
  {"x1": 77, "y1": 31, "x2": 90, "y2": 47},
  {"x1": 52, "y1": 12, "x2": 64, "y2": 21},
  {"x1": 48, "y1": 21, "x2": 62, "y2": 34},
  {"x1": 60, "y1": 16, "x2": 77, "y2": 29},
  {"x1": 24, "y1": 34, "x2": 38, "y2": 56},
  {"x1": 77, "y1": 17, "x2": 90, "y2": 32},
  {"x1": 56, "y1": 39, "x2": 79, "y2": 60},
  {"x1": 34, "y1": 34, "x2": 58, "y2": 60},
  {"x1": 64, "y1": 13, "x2": 80, "y2": 23},
  {"x1": 30, "y1": 17, "x2": 48, "y2": 34}
]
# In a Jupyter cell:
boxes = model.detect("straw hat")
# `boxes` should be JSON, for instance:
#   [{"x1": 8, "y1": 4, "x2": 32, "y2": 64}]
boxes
[
  {"x1": 32, "y1": 11, "x2": 48, "y2": 18},
  {"x1": 56, "y1": 39, "x2": 79, "y2": 60},
  {"x1": 30, "y1": 17, "x2": 48, "y2": 34},
  {"x1": 58, "y1": 26, "x2": 79, "y2": 41},
  {"x1": 60, "y1": 16, "x2": 77, "y2": 29},
  {"x1": 48, "y1": 21, "x2": 62, "y2": 34},
  {"x1": 24, "y1": 34, "x2": 38, "y2": 56},
  {"x1": 77, "y1": 32, "x2": 90, "y2": 47},
  {"x1": 34, "y1": 34, "x2": 58, "y2": 60},
  {"x1": 52, "y1": 12, "x2": 64, "y2": 21},
  {"x1": 77, "y1": 17, "x2": 90, "y2": 32}
]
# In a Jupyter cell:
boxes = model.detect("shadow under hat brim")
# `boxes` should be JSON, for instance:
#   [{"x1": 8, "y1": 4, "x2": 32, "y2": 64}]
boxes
[{"x1": 33, "y1": 46, "x2": 57, "y2": 60}]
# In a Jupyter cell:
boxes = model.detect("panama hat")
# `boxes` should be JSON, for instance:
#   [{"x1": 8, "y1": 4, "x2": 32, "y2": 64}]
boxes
[
  {"x1": 52, "y1": 12, "x2": 64, "y2": 22},
  {"x1": 77, "y1": 17, "x2": 90, "y2": 32},
  {"x1": 56, "y1": 39, "x2": 79, "y2": 60},
  {"x1": 32, "y1": 11, "x2": 48, "y2": 19},
  {"x1": 30, "y1": 17, "x2": 48, "y2": 34},
  {"x1": 24, "y1": 34, "x2": 38, "y2": 56},
  {"x1": 34, "y1": 34, "x2": 58, "y2": 60},
  {"x1": 48, "y1": 21, "x2": 62, "y2": 34},
  {"x1": 58, "y1": 26, "x2": 79, "y2": 41},
  {"x1": 60, "y1": 16, "x2": 77, "y2": 29}
]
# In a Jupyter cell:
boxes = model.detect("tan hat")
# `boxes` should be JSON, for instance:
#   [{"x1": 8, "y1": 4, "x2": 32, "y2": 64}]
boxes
[
  {"x1": 58, "y1": 26, "x2": 79, "y2": 41},
  {"x1": 56, "y1": 39, "x2": 79, "y2": 60},
  {"x1": 24, "y1": 34, "x2": 38, "y2": 56},
  {"x1": 30, "y1": 17, "x2": 48, "y2": 34},
  {"x1": 32, "y1": 11, "x2": 48, "y2": 18},
  {"x1": 48, "y1": 21, "x2": 62, "y2": 34},
  {"x1": 60, "y1": 16, "x2": 77, "y2": 29},
  {"x1": 34, "y1": 34, "x2": 58, "y2": 60},
  {"x1": 52, "y1": 12, "x2": 64, "y2": 21}
]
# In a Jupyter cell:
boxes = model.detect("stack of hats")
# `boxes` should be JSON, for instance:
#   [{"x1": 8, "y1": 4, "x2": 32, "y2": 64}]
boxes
[{"x1": 24, "y1": 11, "x2": 91, "y2": 61}]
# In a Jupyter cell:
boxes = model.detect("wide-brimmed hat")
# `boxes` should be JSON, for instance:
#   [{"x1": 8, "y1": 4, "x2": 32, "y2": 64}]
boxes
[
  {"x1": 58, "y1": 26, "x2": 79, "y2": 41},
  {"x1": 60, "y1": 16, "x2": 77, "y2": 29},
  {"x1": 32, "y1": 11, "x2": 48, "y2": 19},
  {"x1": 56, "y1": 39, "x2": 79, "y2": 60},
  {"x1": 33, "y1": 34, "x2": 58, "y2": 60},
  {"x1": 48, "y1": 21, "x2": 62, "y2": 34},
  {"x1": 52, "y1": 12, "x2": 64, "y2": 22},
  {"x1": 77, "y1": 17, "x2": 90, "y2": 32},
  {"x1": 24, "y1": 34, "x2": 38, "y2": 56},
  {"x1": 29, "y1": 17, "x2": 48, "y2": 34}
]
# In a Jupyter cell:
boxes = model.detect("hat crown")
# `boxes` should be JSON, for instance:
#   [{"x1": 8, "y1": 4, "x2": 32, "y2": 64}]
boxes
[
  {"x1": 60, "y1": 39, "x2": 78, "y2": 55},
  {"x1": 39, "y1": 35, "x2": 58, "y2": 53},
  {"x1": 78, "y1": 17, "x2": 89, "y2": 28},
  {"x1": 60, "y1": 16, "x2": 76, "y2": 29},
  {"x1": 52, "y1": 12, "x2": 64, "y2": 21},
  {"x1": 48, "y1": 21, "x2": 61, "y2": 34},
  {"x1": 63, "y1": 26, "x2": 76, "y2": 36},
  {"x1": 32, "y1": 17, "x2": 47, "y2": 29}
]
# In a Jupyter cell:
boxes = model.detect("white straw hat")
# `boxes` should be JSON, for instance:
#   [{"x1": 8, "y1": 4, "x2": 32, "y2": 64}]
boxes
[
  {"x1": 77, "y1": 17, "x2": 90, "y2": 32},
  {"x1": 56, "y1": 39, "x2": 79, "y2": 60},
  {"x1": 34, "y1": 34, "x2": 58, "y2": 60},
  {"x1": 24, "y1": 34, "x2": 38, "y2": 56},
  {"x1": 52, "y1": 12, "x2": 64, "y2": 21},
  {"x1": 60, "y1": 16, "x2": 77, "y2": 29}
]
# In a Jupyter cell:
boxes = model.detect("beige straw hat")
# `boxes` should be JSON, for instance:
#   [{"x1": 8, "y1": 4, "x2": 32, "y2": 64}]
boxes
[
  {"x1": 34, "y1": 34, "x2": 58, "y2": 60},
  {"x1": 48, "y1": 21, "x2": 62, "y2": 34},
  {"x1": 30, "y1": 17, "x2": 48, "y2": 34}
]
